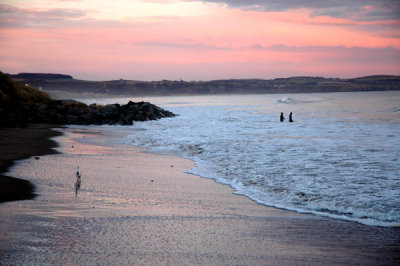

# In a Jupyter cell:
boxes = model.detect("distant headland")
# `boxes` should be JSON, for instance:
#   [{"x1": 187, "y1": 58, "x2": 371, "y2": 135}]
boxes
[{"x1": 8, "y1": 73, "x2": 400, "y2": 99}]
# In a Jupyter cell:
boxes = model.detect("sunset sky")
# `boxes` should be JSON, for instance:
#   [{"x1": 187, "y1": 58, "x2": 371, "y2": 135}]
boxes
[{"x1": 1, "y1": 0, "x2": 399, "y2": 81}]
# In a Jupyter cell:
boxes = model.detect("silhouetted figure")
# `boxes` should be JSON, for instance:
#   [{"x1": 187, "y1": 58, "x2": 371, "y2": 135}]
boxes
[
  {"x1": 289, "y1": 112, "x2": 293, "y2": 122},
  {"x1": 280, "y1": 112, "x2": 285, "y2": 122},
  {"x1": 75, "y1": 166, "x2": 81, "y2": 196}
]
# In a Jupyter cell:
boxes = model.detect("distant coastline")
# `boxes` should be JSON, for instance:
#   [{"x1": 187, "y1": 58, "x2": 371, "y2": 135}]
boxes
[{"x1": 8, "y1": 73, "x2": 400, "y2": 99}]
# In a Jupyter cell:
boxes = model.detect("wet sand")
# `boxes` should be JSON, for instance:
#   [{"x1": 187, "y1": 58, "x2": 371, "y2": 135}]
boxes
[
  {"x1": 0, "y1": 124, "x2": 61, "y2": 203},
  {"x1": 0, "y1": 126, "x2": 399, "y2": 265}
]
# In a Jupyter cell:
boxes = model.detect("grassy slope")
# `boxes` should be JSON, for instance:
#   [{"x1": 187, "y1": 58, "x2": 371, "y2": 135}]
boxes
[{"x1": 0, "y1": 71, "x2": 53, "y2": 104}]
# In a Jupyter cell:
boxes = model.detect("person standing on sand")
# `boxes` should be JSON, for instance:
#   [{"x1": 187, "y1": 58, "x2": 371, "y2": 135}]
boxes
[
  {"x1": 289, "y1": 112, "x2": 293, "y2": 122},
  {"x1": 75, "y1": 166, "x2": 81, "y2": 196},
  {"x1": 280, "y1": 112, "x2": 285, "y2": 122}
]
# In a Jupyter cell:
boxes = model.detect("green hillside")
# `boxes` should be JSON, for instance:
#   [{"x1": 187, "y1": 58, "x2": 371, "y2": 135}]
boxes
[{"x1": 0, "y1": 72, "x2": 53, "y2": 104}]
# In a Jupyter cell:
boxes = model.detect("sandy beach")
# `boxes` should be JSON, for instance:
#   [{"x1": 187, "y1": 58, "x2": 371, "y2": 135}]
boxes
[{"x1": 0, "y1": 125, "x2": 399, "y2": 265}]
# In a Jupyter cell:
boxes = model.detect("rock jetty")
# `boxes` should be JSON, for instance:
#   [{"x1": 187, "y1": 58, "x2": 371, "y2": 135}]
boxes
[{"x1": 0, "y1": 100, "x2": 175, "y2": 126}]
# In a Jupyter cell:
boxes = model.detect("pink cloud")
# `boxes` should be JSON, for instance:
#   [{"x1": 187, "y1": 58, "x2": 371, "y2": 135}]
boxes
[
  {"x1": 0, "y1": 4, "x2": 93, "y2": 29},
  {"x1": 0, "y1": 3, "x2": 399, "y2": 80}
]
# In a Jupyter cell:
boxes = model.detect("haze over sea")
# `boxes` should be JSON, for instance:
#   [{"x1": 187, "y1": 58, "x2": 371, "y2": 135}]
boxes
[{"x1": 82, "y1": 91, "x2": 400, "y2": 227}]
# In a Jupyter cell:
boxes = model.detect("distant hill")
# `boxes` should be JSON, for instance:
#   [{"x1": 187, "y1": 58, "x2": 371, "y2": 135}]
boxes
[
  {"x1": 7, "y1": 72, "x2": 400, "y2": 98},
  {"x1": 10, "y1": 73, "x2": 73, "y2": 81}
]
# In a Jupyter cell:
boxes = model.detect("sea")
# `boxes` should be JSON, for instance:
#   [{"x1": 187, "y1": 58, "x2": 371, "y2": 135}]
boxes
[{"x1": 81, "y1": 91, "x2": 400, "y2": 227}]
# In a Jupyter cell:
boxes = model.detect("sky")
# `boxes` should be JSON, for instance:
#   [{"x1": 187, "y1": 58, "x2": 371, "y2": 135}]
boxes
[{"x1": 0, "y1": 0, "x2": 399, "y2": 81}]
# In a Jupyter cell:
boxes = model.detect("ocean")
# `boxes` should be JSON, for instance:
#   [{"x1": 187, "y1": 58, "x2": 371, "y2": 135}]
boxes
[{"x1": 82, "y1": 91, "x2": 400, "y2": 227}]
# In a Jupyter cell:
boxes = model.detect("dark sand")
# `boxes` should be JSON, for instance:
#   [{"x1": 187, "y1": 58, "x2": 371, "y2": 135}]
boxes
[
  {"x1": 0, "y1": 124, "x2": 61, "y2": 203},
  {"x1": 0, "y1": 126, "x2": 399, "y2": 265}
]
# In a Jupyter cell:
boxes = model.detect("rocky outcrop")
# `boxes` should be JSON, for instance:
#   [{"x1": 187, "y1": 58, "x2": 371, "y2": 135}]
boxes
[
  {"x1": 0, "y1": 100, "x2": 175, "y2": 126},
  {"x1": 0, "y1": 71, "x2": 175, "y2": 126}
]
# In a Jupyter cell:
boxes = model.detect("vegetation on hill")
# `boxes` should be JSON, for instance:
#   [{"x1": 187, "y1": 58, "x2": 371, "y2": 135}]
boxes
[{"x1": 0, "y1": 72, "x2": 53, "y2": 104}]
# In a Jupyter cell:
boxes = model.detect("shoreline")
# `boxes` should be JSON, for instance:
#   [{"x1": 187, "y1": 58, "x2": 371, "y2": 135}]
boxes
[
  {"x1": 0, "y1": 124, "x2": 62, "y2": 203},
  {"x1": 1, "y1": 125, "x2": 399, "y2": 264}
]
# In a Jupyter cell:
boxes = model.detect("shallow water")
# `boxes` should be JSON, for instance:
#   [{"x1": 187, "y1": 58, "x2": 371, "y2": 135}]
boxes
[{"x1": 83, "y1": 91, "x2": 400, "y2": 227}]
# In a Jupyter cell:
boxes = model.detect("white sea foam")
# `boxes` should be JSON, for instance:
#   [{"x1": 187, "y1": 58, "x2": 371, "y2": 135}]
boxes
[
  {"x1": 118, "y1": 93, "x2": 400, "y2": 227},
  {"x1": 274, "y1": 97, "x2": 294, "y2": 104}
]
